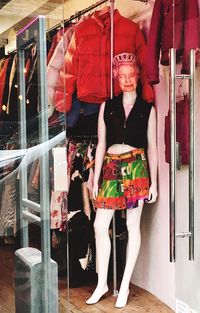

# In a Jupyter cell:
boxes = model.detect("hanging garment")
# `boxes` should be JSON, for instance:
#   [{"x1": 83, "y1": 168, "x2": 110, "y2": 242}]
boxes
[
  {"x1": 50, "y1": 191, "x2": 68, "y2": 230},
  {"x1": 50, "y1": 142, "x2": 87, "y2": 228},
  {"x1": 0, "y1": 58, "x2": 10, "y2": 111},
  {"x1": 47, "y1": 25, "x2": 76, "y2": 118},
  {"x1": 25, "y1": 46, "x2": 37, "y2": 82},
  {"x1": 47, "y1": 27, "x2": 68, "y2": 65},
  {"x1": 164, "y1": 95, "x2": 190, "y2": 165},
  {"x1": 6, "y1": 58, "x2": 18, "y2": 121},
  {"x1": 66, "y1": 92, "x2": 100, "y2": 127},
  {"x1": 51, "y1": 228, "x2": 68, "y2": 276},
  {"x1": 67, "y1": 141, "x2": 96, "y2": 212},
  {"x1": 6, "y1": 54, "x2": 17, "y2": 115},
  {"x1": 0, "y1": 172, "x2": 17, "y2": 235},
  {"x1": 147, "y1": 0, "x2": 199, "y2": 85},
  {"x1": 67, "y1": 141, "x2": 79, "y2": 182},
  {"x1": 54, "y1": 9, "x2": 154, "y2": 113},
  {"x1": 1, "y1": 56, "x2": 15, "y2": 113},
  {"x1": 47, "y1": 17, "x2": 90, "y2": 109},
  {"x1": 26, "y1": 49, "x2": 39, "y2": 120},
  {"x1": 47, "y1": 24, "x2": 76, "y2": 109},
  {"x1": 0, "y1": 58, "x2": 5, "y2": 72},
  {"x1": 28, "y1": 160, "x2": 39, "y2": 194},
  {"x1": 68, "y1": 210, "x2": 94, "y2": 287},
  {"x1": 68, "y1": 150, "x2": 84, "y2": 212},
  {"x1": 31, "y1": 160, "x2": 40, "y2": 191},
  {"x1": 83, "y1": 143, "x2": 96, "y2": 194},
  {"x1": 67, "y1": 112, "x2": 99, "y2": 138}
]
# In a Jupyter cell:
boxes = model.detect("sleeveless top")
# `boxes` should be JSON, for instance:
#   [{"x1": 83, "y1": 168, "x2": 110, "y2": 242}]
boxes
[{"x1": 104, "y1": 93, "x2": 153, "y2": 150}]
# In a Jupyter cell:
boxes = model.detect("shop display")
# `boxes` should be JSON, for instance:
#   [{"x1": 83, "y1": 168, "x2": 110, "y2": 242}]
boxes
[{"x1": 1, "y1": 0, "x2": 200, "y2": 312}]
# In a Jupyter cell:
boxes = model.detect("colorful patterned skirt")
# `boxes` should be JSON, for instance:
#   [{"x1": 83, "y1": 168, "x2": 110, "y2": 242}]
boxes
[{"x1": 94, "y1": 148, "x2": 150, "y2": 210}]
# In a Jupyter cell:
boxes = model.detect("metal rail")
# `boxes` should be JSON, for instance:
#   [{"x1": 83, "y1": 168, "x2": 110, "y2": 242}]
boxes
[{"x1": 169, "y1": 48, "x2": 195, "y2": 262}]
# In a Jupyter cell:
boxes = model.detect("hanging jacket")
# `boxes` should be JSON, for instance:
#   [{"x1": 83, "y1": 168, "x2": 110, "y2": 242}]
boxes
[
  {"x1": 47, "y1": 18, "x2": 90, "y2": 109},
  {"x1": 0, "y1": 58, "x2": 10, "y2": 111},
  {"x1": 47, "y1": 28, "x2": 66, "y2": 65},
  {"x1": 47, "y1": 24, "x2": 76, "y2": 107},
  {"x1": 6, "y1": 54, "x2": 17, "y2": 115},
  {"x1": 147, "y1": 0, "x2": 199, "y2": 85},
  {"x1": 1, "y1": 56, "x2": 14, "y2": 114},
  {"x1": 165, "y1": 95, "x2": 189, "y2": 165},
  {"x1": 54, "y1": 9, "x2": 154, "y2": 113}
]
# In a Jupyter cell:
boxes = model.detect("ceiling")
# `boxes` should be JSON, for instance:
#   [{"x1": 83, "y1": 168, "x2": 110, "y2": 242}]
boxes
[
  {"x1": 0, "y1": 0, "x2": 154, "y2": 46},
  {"x1": 0, "y1": 0, "x2": 11, "y2": 9}
]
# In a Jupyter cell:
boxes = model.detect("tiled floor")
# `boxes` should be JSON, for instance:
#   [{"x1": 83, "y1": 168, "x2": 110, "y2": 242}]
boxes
[{"x1": 0, "y1": 242, "x2": 174, "y2": 313}]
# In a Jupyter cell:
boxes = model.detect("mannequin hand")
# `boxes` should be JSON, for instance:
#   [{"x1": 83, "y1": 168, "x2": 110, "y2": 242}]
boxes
[
  {"x1": 92, "y1": 182, "x2": 99, "y2": 200},
  {"x1": 148, "y1": 184, "x2": 158, "y2": 203}
]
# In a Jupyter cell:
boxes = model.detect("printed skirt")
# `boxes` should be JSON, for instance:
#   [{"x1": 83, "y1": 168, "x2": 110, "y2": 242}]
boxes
[{"x1": 94, "y1": 148, "x2": 150, "y2": 210}]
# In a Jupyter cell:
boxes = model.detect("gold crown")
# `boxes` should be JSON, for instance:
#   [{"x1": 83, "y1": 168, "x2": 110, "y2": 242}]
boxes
[{"x1": 113, "y1": 53, "x2": 136, "y2": 68}]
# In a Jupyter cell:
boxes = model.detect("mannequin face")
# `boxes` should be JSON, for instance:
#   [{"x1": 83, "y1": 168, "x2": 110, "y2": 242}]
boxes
[{"x1": 117, "y1": 64, "x2": 139, "y2": 92}]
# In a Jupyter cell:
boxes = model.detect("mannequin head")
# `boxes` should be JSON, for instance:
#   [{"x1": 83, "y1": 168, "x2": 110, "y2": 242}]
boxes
[
  {"x1": 113, "y1": 52, "x2": 139, "y2": 92},
  {"x1": 117, "y1": 64, "x2": 139, "y2": 92}
]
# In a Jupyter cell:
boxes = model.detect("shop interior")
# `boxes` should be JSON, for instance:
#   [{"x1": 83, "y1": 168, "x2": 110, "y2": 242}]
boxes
[{"x1": 0, "y1": 0, "x2": 200, "y2": 312}]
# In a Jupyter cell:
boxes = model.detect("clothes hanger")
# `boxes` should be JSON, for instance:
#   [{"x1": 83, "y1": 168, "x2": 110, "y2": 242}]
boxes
[{"x1": 99, "y1": 5, "x2": 110, "y2": 16}]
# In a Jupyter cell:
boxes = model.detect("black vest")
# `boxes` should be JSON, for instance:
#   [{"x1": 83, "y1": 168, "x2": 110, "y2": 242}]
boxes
[{"x1": 104, "y1": 93, "x2": 153, "y2": 150}]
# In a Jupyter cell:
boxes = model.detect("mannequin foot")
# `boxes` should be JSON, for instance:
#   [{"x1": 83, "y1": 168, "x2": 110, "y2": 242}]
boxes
[
  {"x1": 115, "y1": 289, "x2": 129, "y2": 308},
  {"x1": 86, "y1": 285, "x2": 109, "y2": 304}
]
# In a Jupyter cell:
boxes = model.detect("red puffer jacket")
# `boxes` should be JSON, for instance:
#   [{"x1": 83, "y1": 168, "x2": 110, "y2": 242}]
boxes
[
  {"x1": 54, "y1": 9, "x2": 154, "y2": 113},
  {"x1": 147, "y1": 0, "x2": 199, "y2": 85}
]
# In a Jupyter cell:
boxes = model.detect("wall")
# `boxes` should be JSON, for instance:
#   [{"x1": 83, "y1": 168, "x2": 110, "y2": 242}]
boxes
[{"x1": 132, "y1": 65, "x2": 175, "y2": 310}]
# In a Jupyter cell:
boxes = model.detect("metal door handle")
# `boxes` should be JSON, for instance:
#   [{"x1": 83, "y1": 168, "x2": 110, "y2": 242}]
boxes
[
  {"x1": 169, "y1": 48, "x2": 176, "y2": 262},
  {"x1": 169, "y1": 49, "x2": 195, "y2": 262},
  {"x1": 189, "y1": 50, "x2": 195, "y2": 261}
]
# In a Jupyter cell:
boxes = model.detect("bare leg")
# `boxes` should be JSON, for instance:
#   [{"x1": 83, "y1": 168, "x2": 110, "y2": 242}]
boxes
[
  {"x1": 115, "y1": 205, "x2": 143, "y2": 308},
  {"x1": 86, "y1": 208, "x2": 114, "y2": 304}
]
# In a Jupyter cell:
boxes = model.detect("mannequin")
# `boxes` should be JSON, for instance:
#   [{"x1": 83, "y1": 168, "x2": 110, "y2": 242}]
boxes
[{"x1": 86, "y1": 52, "x2": 158, "y2": 308}]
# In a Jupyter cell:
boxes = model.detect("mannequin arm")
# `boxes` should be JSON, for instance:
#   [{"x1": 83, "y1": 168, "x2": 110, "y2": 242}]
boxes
[
  {"x1": 147, "y1": 106, "x2": 158, "y2": 203},
  {"x1": 93, "y1": 102, "x2": 107, "y2": 199}
]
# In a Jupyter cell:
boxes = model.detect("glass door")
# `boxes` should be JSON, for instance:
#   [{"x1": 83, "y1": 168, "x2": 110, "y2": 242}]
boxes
[
  {"x1": 0, "y1": 1, "x2": 69, "y2": 312},
  {"x1": 169, "y1": 1, "x2": 200, "y2": 312}
]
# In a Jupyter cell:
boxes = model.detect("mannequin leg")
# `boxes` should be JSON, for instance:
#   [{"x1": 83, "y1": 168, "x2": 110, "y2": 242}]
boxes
[
  {"x1": 86, "y1": 208, "x2": 115, "y2": 304},
  {"x1": 115, "y1": 205, "x2": 143, "y2": 308}
]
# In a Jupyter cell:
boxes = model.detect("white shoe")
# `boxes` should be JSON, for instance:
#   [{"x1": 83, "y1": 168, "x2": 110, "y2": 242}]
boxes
[
  {"x1": 86, "y1": 286, "x2": 109, "y2": 305},
  {"x1": 115, "y1": 289, "x2": 129, "y2": 308}
]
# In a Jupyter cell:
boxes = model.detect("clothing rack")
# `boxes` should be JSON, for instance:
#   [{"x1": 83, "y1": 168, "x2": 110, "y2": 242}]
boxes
[
  {"x1": 47, "y1": 0, "x2": 109, "y2": 33},
  {"x1": 47, "y1": 0, "x2": 148, "y2": 34}
]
